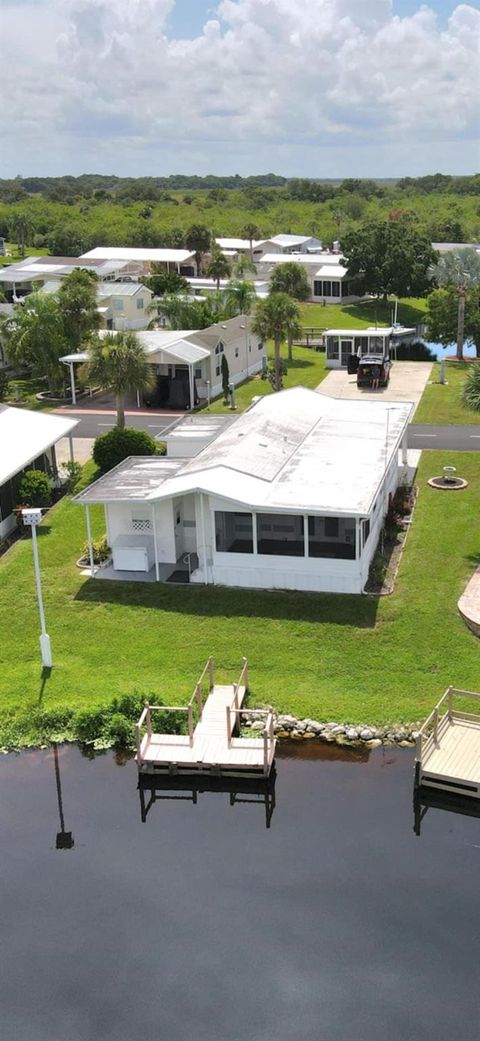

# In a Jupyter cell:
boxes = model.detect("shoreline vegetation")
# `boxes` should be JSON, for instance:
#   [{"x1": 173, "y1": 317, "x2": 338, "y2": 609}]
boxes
[{"x1": 1, "y1": 451, "x2": 480, "y2": 750}]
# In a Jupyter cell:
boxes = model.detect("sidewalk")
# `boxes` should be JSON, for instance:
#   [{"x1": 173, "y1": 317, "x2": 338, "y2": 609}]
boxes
[{"x1": 57, "y1": 437, "x2": 94, "y2": 466}]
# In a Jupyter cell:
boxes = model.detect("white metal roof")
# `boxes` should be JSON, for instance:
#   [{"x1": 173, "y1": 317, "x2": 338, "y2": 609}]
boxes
[
  {"x1": 0, "y1": 406, "x2": 78, "y2": 486},
  {"x1": 81, "y1": 247, "x2": 195, "y2": 264},
  {"x1": 215, "y1": 238, "x2": 261, "y2": 251},
  {"x1": 0, "y1": 256, "x2": 131, "y2": 283},
  {"x1": 96, "y1": 282, "x2": 151, "y2": 298},
  {"x1": 73, "y1": 457, "x2": 184, "y2": 504},
  {"x1": 314, "y1": 265, "x2": 348, "y2": 279},
  {"x1": 75, "y1": 388, "x2": 412, "y2": 516},
  {"x1": 324, "y1": 327, "x2": 393, "y2": 337},
  {"x1": 155, "y1": 339, "x2": 210, "y2": 365},
  {"x1": 258, "y1": 252, "x2": 338, "y2": 267},
  {"x1": 263, "y1": 235, "x2": 315, "y2": 247}
]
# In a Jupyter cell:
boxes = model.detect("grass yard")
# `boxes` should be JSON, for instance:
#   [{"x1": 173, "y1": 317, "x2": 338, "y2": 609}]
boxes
[
  {"x1": 299, "y1": 296, "x2": 428, "y2": 330},
  {"x1": 1, "y1": 450, "x2": 480, "y2": 746},
  {"x1": 413, "y1": 361, "x2": 480, "y2": 425},
  {"x1": 4, "y1": 375, "x2": 51, "y2": 412},
  {"x1": 205, "y1": 345, "x2": 327, "y2": 414}
]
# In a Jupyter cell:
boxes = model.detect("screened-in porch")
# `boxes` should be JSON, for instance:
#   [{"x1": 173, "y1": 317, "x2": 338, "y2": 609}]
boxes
[{"x1": 214, "y1": 511, "x2": 358, "y2": 560}]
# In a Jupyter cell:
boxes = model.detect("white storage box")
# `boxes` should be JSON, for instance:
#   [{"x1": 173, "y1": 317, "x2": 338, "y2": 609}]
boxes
[{"x1": 112, "y1": 534, "x2": 155, "y2": 572}]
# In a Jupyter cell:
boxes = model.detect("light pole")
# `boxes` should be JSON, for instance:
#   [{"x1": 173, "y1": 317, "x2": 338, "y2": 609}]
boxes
[{"x1": 22, "y1": 508, "x2": 52, "y2": 668}]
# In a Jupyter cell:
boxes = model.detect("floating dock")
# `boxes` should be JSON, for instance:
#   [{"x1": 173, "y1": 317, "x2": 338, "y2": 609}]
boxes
[
  {"x1": 136, "y1": 657, "x2": 276, "y2": 778},
  {"x1": 415, "y1": 687, "x2": 480, "y2": 799}
]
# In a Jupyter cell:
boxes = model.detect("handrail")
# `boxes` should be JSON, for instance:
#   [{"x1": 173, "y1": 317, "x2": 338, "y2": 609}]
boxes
[
  {"x1": 235, "y1": 656, "x2": 249, "y2": 694},
  {"x1": 416, "y1": 686, "x2": 480, "y2": 762}
]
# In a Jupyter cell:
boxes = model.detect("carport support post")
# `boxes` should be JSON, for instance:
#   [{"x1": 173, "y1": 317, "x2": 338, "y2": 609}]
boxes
[
  {"x1": 401, "y1": 433, "x2": 408, "y2": 466},
  {"x1": 85, "y1": 505, "x2": 95, "y2": 577},
  {"x1": 68, "y1": 434, "x2": 75, "y2": 464},
  {"x1": 151, "y1": 504, "x2": 160, "y2": 581},
  {"x1": 69, "y1": 362, "x2": 77, "y2": 406},
  {"x1": 188, "y1": 365, "x2": 195, "y2": 411}
]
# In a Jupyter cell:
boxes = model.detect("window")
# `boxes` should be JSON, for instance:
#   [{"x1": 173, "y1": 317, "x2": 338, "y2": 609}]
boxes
[
  {"x1": 258, "y1": 340, "x2": 263, "y2": 351},
  {"x1": 257, "y1": 513, "x2": 304, "y2": 557},
  {"x1": 215, "y1": 340, "x2": 225, "y2": 355},
  {"x1": 235, "y1": 348, "x2": 239, "y2": 358},
  {"x1": 322, "y1": 280, "x2": 332, "y2": 297},
  {"x1": 313, "y1": 280, "x2": 322, "y2": 297},
  {"x1": 136, "y1": 297, "x2": 144, "y2": 309},
  {"x1": 215, "y1": 512, "x2": 253, "y2": 553},
  {"x1": 308, "y1": 516, "x2": 356, "y2": 560},
  {"x1": 216, "y1": 363, "x2": 221, "y2": 376},
  {"x1": 194, "y1": 368, "x2": 202, "y2": 378},
  {"x1": 325, "y1": 517, "x2": 339, "y2": 538},
  {"x1": 331, "y1": 282, "x2": 340, "y2": 297},
  {"x1": 362, "y1": 518, "x2": 370, "y2": 547},
  {"x1": 113, "y1": 298, "x2": 124, "y2": 310},
  {"x1": 0, "y1": 479, "x2": 14, "y2": 521}
]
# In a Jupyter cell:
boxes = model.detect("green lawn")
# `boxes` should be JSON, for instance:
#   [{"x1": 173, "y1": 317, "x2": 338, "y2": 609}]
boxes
[
  {"x1": 300, "y1": 296, "x2": 428, "y2": 330},
  {"x1": 1, "y1": 450, "x2": 479, "y2": 746},
  {"x1": 413, "y1": 361, "x2": 480, "y2": 425},
  {"x1": 4, "y1": 375, "x2": 52, "y2": 412},
  {"x1": 205, "y1": 345, "x2": 327, "y2": 414}
]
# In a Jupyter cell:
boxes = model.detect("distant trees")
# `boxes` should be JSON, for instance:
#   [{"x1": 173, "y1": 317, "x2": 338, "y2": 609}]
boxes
[
  {"x1": 252, "y1": 293, "x2": 301, "y2": 391},
  {"x1": 46, "y1": 223, "x2": 89, "y2": 256},
  {"x1": 57, "y1": 268, "x2": 100, "y2": 352},
  {"x1": 341, "y1": 217, "x2": 437, "y2": 299},
  {"x1": 81, "y1": 332, "x2": 155, "y2": 429},
  {"x1": 185, "y1": 224, "x2": 212, "y2": 275},
  {"x1": 9, "y1": 212, "x2": 32, "y2": 256},
  {"x1": 269, "y1": 261, "x2": 310, "y2": 302},
  {"x1": 3, "y1": 293, "x2": 66, "y2": 393},
  {"x1": 153, "y1": 294, "x2": 217, "y2": 331}
]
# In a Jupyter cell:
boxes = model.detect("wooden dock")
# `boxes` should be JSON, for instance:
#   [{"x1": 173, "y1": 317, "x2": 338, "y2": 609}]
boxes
[
  {"x1": 136, "y1": 657, "x2": 276, "y2": 778},
  {"x1": 415, "y1": 687, "x2": 480, "y2": 798}
]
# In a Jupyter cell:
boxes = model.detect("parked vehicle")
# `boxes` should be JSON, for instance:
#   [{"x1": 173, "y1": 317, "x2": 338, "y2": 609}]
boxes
[{"x1": 347, "y1": 352, "x2": 391, "y2": 387}]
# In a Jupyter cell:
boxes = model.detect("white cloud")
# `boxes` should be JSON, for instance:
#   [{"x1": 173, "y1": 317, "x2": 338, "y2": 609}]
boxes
[{"x1": 0, "y1": 0, "x2": 478, "y2": 175}]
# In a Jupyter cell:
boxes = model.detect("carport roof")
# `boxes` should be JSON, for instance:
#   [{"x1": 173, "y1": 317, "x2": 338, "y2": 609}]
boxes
[
  {"x1": 0, "y1": 405, "x2": 78, "y2": 486},
  {"x1": 74, "y1": 457, "x2": 184, "y2": 504}
]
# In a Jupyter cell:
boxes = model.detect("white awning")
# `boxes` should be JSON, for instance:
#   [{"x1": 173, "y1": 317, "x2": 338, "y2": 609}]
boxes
[{"x1": 0, "y1": 406, "x2": 78, "y2": 485}]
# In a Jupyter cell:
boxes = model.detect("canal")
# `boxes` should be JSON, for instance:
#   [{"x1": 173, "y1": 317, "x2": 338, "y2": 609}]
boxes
[{"x1": 0, "y1": 743, "x2": 478, "y2": 1041}]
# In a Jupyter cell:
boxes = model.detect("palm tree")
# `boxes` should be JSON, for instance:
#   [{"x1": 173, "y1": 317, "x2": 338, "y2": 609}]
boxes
[
  {"x1": 462, "y1": 364, "x2": 480, "y2": 413},
  {"x1": 223, "y1": 279, "x2": 256, "y2": 318},
  {"x1": 233, "y1": 254, "x2": 256, "y2": 280},
  {"x1": 429, "y1": 248, "x2": 480, "y2": 360},
  {"x1": 185, "y1": 224, "x2": 212, "y2": 275},
  {"x1": 252, "y1": 293, "x2": 301, "y2": 392},
  {"x1": 3, "y1": 292, "x2": 66, "y2": 393},
  {"x1": 81, "y1": 332, "x2": 155, "y2": 429},
  {"x1": 9, "y1": 212, "x2": 32, "y2": 257},
  {"x1": 242, "y1": 223, "x2": 261, "y2": 262},
  {"x1": 206, "y1": 248, "x2": 231, "y2": 289}
]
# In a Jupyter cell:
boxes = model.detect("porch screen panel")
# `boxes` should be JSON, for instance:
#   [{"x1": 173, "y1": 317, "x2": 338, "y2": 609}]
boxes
[
  {"x1": 308, "y1": 516, "x2": 356, "y2": 559},
  {"x1": 257, "y1": 513, "x2": 304, "y2": 556},
  {"x1": 215, "y1": 511, "x2": 253, "y2": 553}
]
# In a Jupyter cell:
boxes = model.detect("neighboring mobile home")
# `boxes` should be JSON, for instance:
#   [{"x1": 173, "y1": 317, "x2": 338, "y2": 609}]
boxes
[
  {"x1": 0, "y1": 406, "x2": 78, "y2": 537},
  {"x1": 75, "y1": 387, "x2": 412, "y2": 594},
  {"x1": 325, "y1": 327, "x2": 417, "y2": 369}
]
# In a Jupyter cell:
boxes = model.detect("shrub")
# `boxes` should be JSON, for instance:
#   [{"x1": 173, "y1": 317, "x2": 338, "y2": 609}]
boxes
[
  {"x1": 0, "y1": 370, "x2": 8, "y2": 402},
  {"x1": 93, "y1": 426, "x2": 160, "y2": 473},
  {"x1": 81, "y1": 533, "x2": 110, "y2": 564},
  {"x1": 63, "y1": 460, "x2": 82, "y2": 493},
  {"x1": 17, "y1": 469, "x2": 52, "y2": 507},
  {"x1": 107, "y1": 713, "x2": 133, "y2": 747},
  {"x1": 395, "y1": 340, "x2": 435, "y2": 361},
  {"x1": 75, "y1": 707, "x2": 109, "y2": 744},
  {"x1": 462, "y1": 363, "x2": 480, "y2": 413}
]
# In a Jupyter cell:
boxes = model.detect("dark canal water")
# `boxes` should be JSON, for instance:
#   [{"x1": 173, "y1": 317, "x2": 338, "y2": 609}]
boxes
[{"x1": 0, "y1": 743, "x2": 479, "y2": 1041}]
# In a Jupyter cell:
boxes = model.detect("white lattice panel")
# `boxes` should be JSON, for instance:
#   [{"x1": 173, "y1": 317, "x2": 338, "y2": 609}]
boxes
[{"x1": 131, "y1": 518, "x2": 152, "y2": 533}]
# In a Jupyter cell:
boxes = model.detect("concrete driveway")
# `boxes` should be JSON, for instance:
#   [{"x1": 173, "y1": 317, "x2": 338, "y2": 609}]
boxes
[{"x1": 317, "y1": 361, "x2": 432, "y2": 416}]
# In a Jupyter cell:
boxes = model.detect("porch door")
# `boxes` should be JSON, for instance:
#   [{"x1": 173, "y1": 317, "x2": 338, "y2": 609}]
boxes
[
  {"x1": 340, "y1": 339, "x2": 353, "y2": 367},
  {"x1": 174, "y1": 501, "x2": 185, "y2": 560}
]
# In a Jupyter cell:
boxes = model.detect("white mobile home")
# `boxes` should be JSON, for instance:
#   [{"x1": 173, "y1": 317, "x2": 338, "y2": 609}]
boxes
[
  {"x1": 75, "y1": 388, "x2": 412, "y2": 595},
  {"x1": 0, "y1": 406, "x2": 78, "y2": 537},
  {"x1": 60, "y1": 315, "x2": 266, "y2": 410}
]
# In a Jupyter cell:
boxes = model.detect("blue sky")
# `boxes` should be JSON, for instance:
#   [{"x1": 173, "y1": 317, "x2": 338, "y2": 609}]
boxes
[{"x1": 0, "y1": 0, "x2": 478, "y2": 178}]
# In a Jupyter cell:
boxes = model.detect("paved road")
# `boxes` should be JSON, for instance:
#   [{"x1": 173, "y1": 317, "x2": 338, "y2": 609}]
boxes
[
  {"x1": 408, "y1": 425, "x2": 480, "y2": 451},
  {"x1": 59, "y1": 411, "x2": 180, "y2": 438},
  {"x1": 58, "y1": 409, "x2": 480, "y2": 451}
]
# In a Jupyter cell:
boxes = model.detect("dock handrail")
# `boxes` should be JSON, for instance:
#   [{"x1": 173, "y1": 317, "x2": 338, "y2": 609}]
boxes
[
  {"x1": 416, "y1": 687, "x2": 480, "y2": 762},
  {"x1": 136, "y1": 657, "x2": 215, "y2": 762},
  {"x1": 225, "y1": 706, "x2": 276, "y2": 776},
  {"x1": 235, "y1": 656, "x2": 249, "y2": 694}
]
